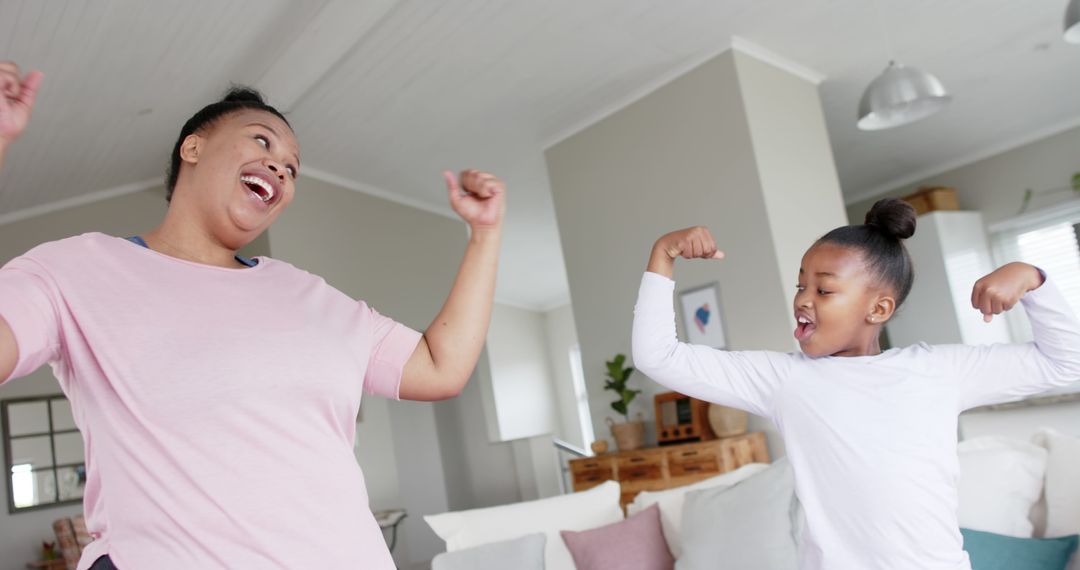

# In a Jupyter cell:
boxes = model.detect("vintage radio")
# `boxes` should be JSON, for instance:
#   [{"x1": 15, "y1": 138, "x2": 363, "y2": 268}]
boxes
[{"x1": 654, "y1": 391, "x2": 714, "y2": 445}]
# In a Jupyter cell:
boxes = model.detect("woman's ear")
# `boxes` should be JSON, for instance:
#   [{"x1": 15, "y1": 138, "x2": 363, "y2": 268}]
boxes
[
  {"x1": 179, "y1": 134, "x2": 202, "y2": 165},
  {"x1": 867, "y1": 294, "x2": 896, "y2": 325}
]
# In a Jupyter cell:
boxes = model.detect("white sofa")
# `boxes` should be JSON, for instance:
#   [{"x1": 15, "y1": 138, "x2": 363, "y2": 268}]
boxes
[{"x1": 424, "y1": 429, "x2": 1080, "y2": 570}]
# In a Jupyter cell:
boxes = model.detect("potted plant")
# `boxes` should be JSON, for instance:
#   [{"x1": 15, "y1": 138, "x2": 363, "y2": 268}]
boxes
[{"x1": 603, "y1": 353, "x2": 645, "y2": 451}]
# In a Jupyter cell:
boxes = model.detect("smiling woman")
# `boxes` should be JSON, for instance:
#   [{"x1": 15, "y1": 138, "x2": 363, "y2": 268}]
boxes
[{"x1": 0, "y1": 61, "x2": 506, "y2": 570}]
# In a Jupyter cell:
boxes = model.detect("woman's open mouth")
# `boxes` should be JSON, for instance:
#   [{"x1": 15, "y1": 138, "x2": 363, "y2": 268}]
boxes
[{"x1": 240, "y1": 174, "x2": 277, "y2": 205}]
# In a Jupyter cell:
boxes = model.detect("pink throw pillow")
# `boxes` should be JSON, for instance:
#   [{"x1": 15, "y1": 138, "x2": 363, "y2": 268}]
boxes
[{"x1": 560, "y1": 503, "x2": 674, "y2": 570}]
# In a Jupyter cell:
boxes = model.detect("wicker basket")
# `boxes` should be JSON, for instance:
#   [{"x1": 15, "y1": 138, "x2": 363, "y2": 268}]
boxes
[
  {"x1": 901, "y1": 186, "x2": 959, "y2": 215},
  {"x1": 607, "y1": 418, "x2": 645, "y2": 451}
]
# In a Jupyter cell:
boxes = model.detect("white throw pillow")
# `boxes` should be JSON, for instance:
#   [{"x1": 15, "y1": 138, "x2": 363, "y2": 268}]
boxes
[
  {"x1": 627, "y1": 463, "x2": 769, "y2": 558},
  {"x1": 958, "y1": 436, "x2": 1048, "y2": 538},
  {"x1": 1032, "y1": 428, "x2": 1080, "y2": 570},
  {"x1": 1032, "y1": 429, "x2": 1080, "y2": 537},
  {"x1": 424, "y1": 480, "x2": 623, "y2": 570}
]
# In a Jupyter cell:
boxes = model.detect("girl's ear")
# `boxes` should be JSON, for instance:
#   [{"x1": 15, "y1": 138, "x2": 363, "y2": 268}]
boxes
[
  {"x1": 179, "y1": 134, "x2": 202, "y2": 165},
  {"x1": 867, "y1": 294, "x2": 896, "y2": 325}
]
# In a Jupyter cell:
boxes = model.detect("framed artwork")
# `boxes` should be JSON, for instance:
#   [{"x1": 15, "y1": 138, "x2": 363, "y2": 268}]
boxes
[{"x1": 678, "y1": 282, "x2": 728, "y2": 349}]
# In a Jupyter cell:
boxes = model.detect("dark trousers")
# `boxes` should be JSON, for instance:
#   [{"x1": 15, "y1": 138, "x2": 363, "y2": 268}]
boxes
[{"x1": 89, "y1": 556, "x2": 118, "y2": 570}]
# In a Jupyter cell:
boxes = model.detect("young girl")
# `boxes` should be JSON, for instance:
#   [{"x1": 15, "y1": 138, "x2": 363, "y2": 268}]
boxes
[
  {"x1": 632, "y1": 199, "x2": 1080, "y2": 569},
  {"x1": 0, "y1": 63, "x2": 504, "y2": 569}
]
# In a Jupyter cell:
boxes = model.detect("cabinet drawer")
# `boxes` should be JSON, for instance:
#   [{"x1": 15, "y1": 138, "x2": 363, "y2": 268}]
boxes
[
  {"x1": 570, "y1": 456, "x2": 613, "y2": 473},
  {"x1": 573, "y1": 469, "x2": 614, "y2": 488},
  {"x1": 617, "y1": 452, "x2": 663, "y2": 482},
  {"x1": 667, "y1": 446, "x2": 721, "y2": 477},
  {"x1": 570, "y1": 456, "x2": 614, "y2": 488}
]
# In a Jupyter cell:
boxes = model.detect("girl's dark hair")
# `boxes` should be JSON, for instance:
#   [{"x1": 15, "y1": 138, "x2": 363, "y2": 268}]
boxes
[
  {"x1": 165, "y1": 86, "x2": 290, "y2": 201},
  {"x1": 817, "y1": 198, "x2": 917, "y2": 307}
]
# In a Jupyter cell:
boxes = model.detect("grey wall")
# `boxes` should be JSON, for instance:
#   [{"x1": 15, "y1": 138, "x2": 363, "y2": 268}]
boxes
[{"x1": 546, "y1": 50, "x2": 847, "y2": 459}]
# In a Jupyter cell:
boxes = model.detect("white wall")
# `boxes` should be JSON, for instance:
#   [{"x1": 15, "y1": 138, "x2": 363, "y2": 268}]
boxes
[
  {"x1": 543, "y1": 303, "x2": 588, "y2": 448},
  {"x1": 432, "y1": 353, "x2": 521, "y2": 512},
  {"x1": 483, "y1": 301, "x2": 588, "y2": 500},
  {"x1": 846, "y1": 125, "x2": 1080, "y2": 440},
  {"x1": 484, "y1": 304, "x2": 561, "y2": 442}
]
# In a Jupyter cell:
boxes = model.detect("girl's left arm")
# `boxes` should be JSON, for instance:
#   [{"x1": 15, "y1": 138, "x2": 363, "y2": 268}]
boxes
[
  {"x1": 398, "y1": 170, "x2": 504, "y2": 401},
  {"x1": 948, "y1": 263, "x2": 1080, "y2": 409}
]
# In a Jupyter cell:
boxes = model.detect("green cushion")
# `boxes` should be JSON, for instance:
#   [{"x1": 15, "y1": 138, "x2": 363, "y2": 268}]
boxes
[{"x1": 962, "y1": 528, "x2": 1078, "y2": 570}]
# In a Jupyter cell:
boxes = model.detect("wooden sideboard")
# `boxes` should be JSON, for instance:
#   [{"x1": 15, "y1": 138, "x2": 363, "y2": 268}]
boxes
[{"x1": 569, "y1": 432, "x2": 769, "y2": 508}]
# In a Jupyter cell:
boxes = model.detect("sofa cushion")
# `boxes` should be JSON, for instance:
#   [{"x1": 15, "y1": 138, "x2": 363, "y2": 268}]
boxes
[
  {"x1": 627, "y1": 462, "x2": 769, "y2": 558},
  {"x1": 677, "y1": 458, "x2": 799, "y2": 570},
  {"x1": 560, "y1": 503, "x2": 673, "y2": 570},
  {"x1": 424, "y1": 480, "x2": 623, "y2": 570},
  {"x1": 1033, "y1": 429, "x2": 1080, "y2": 536},
  {"x1": 431, "y1": 533, "x2": 545, "y2": 570},
  {"x1": 961, "y1": 527, "x2": 1078, "y2": 570},
  {"x1": 1033, "y1": 429, "x2": 1080, "y2": 570},
  {"x1": 958, "y1": 436, "x2": 1048, "y2": 538}
]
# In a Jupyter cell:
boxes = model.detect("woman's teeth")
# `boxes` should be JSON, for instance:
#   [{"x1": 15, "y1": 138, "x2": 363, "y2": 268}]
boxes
[{"x1": 241, "y1": 175, "x2": 275, "y2": 203}]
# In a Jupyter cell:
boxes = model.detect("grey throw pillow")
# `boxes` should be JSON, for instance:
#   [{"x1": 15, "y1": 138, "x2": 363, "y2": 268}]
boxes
[
  {"x1": 677, "y1": 457, "x2": 800, "y2": 570},
  {"x1": 431, "y1": 532, "x2": 546, "y2": 570}
]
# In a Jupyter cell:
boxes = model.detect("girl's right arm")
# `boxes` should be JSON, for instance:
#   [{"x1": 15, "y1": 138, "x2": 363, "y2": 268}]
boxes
[{"x1": 632, "y1": 227, "x2": 790, "y2": 418}]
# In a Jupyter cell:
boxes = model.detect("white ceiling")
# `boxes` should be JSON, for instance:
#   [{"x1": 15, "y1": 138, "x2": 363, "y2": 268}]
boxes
[{"x1": 2, "y1": 0, "x2": 1078, "y2": 310}]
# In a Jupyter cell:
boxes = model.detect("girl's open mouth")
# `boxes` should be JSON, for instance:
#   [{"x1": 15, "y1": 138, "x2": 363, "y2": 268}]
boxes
[{"x1": 795, "y1": 315, "x2": 816, "y2": 341}]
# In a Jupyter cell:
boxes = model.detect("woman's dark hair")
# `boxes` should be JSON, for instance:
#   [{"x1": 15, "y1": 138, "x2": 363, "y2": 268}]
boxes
[
  {"x1": 165, "y1": 86, "x2": 290, "y2": 201},
  {"x1": 817, "y1": 198, "x2": 917, "y2": 307}
]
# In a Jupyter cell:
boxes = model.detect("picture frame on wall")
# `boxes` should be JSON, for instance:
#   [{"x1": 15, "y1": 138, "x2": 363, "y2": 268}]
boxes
[{"x1": 678, "y1": 282, "x2": 727, "y2": 349}]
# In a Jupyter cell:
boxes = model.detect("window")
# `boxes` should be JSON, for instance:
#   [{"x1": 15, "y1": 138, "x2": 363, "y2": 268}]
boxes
[
  {"x1": 991, "y1": 200, "x2": 1080, "y2": 395},
  {"x1": 2, "y1": 394, "x2": 86, "y2": 513},
  {"x1": 568, "y1": 345, "x2": 595, "y2": 448}
]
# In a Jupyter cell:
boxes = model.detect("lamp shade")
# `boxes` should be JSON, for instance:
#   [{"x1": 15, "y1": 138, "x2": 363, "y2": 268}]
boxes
[
  {"x1": 1067, "y1": 0, "x2": 1080, "y2": 44},
  {"x1": 857, "y1": 61, "x2": 952, "y2": 131}
]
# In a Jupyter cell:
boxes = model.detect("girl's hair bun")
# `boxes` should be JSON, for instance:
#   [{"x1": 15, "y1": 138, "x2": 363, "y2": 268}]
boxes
[
  {"x1": 864, "y1": 198, "x2": 916, "y2": 240},
  {"x1": 221, "y1": 87, "x2": 268, "y2": 105}
]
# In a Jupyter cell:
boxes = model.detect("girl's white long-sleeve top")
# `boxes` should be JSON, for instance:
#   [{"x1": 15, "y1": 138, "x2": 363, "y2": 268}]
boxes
[{"x1": 632, "y1": 271, "x2": 1080, "y2": 570}]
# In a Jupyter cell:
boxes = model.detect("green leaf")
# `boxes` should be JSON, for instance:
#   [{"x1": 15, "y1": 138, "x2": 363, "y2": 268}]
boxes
[
  {"x1": 1072, "y1": 171, "x2": 1080, "y2": 192},
  {"x1": 611, "y1": 401, "x2": 627, "y2": 416}
]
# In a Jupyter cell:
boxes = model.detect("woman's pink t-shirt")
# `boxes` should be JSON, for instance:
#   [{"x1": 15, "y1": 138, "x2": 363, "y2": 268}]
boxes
[{"x1": 0, "y1": 233, "x2": 421, "y2": 569}]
